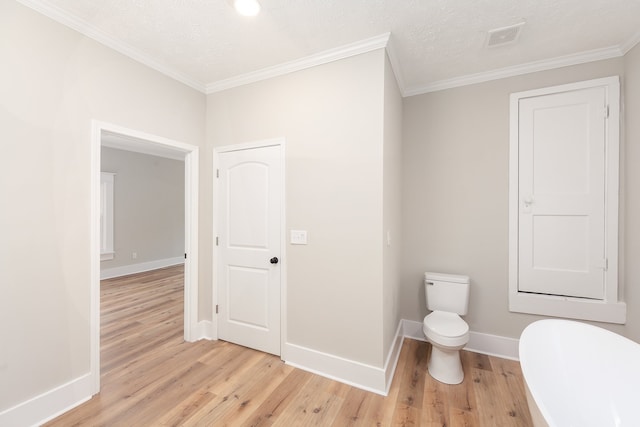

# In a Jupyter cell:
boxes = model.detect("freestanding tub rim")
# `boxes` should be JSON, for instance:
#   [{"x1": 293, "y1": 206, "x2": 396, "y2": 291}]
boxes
[{"x1": 519, "y1": 319, "x2": 640, "y2": 427}]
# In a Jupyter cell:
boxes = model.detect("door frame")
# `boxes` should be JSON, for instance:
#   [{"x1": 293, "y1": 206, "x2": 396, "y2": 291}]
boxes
[
  {"x1": 508, "y1": 76, "x2": 625, "y2": 324},
  {"x1": 213, "y1": 138, "x2": 286, "y2": 358},
  {"x1": 90, "y1": 120, "x2": 200, "y2": 394}
]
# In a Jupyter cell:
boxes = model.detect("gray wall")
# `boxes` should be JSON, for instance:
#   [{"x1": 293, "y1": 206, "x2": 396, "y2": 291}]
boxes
[
  {"x1": 401, "y1": 54, "x2": 640, "y2": 342},
  {"x1": 622, "y1": 43, "x2": 640, "y2": 340},
  {"x1": 207, "y1": 49, "x2": 389, "y2": 367},
  {"x1": 382, "y1": 54, "x2": 404, "y2": 358},
  {"x1": 3, "y1": 0, "x2": 640, "y2": 417},
  {"x1": 0, "y1": 1, "x2": 206, "y2": 412},
  {"x1": 101, "y1": 147, "x2": 185, "y2": 270}
]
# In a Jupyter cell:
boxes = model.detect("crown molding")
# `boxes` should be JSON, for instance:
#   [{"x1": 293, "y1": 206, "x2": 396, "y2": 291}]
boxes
[
  {"x1": 384, "y1": 33, "x2": 406, "y2": 95},
  {"x1": 403, "y1": 45, "x2": 625, "y2": 97},
  {"x1": 620, "y1": 30, "x2": 640, "y2": 55},
  {"x1": 205, "y1": 33, "x2": 391, "y2": 94},
  {"x1": 15, "y1": 0, "x2": 207, "y2": 93},
  {"x1": 15, "y1": 0, "x2": 639, "y2": 99}
]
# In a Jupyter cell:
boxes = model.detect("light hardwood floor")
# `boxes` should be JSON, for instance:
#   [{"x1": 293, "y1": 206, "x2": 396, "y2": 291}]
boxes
[{"x1": 45, "y1": 265, "x2": 532, "y2": 426}]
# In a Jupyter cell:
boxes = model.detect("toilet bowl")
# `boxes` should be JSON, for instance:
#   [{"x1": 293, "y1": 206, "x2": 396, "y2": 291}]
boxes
[
  {"x1": 423, "y1": 272, "x2": 470, "y2": 385},
  {"x1": 423, "y1": 310, "x2": 469, "y2": 384}
]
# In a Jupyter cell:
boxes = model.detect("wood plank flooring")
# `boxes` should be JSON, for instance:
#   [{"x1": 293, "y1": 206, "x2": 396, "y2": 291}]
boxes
[{"x1": 45, "y1": 265, "x2": 532, "y2": 426}]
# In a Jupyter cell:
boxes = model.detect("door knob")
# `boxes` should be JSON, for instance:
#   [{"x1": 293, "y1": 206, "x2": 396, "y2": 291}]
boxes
[{"x1": 270, "y1": 257, "x2": 279, "y2": 264}]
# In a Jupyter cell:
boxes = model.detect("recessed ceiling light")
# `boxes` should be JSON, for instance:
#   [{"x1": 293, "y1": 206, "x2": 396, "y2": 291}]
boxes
[{"x1": 234, "y1": 0, "x2": 261, "y2": 17}]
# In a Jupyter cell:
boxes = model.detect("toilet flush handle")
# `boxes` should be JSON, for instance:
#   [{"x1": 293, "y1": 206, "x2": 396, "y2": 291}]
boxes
[{"x1": 425, "y1": 281, "x2": 434, "y2": 286}]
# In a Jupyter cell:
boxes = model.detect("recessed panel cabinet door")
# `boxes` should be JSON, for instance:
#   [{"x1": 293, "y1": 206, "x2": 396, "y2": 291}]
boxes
[
  {"x1": 518, "y1": 87, "x2": 606, "y2": 299},
  {"x1": 217, "y1": 144, "x2": 282, "y2": 355}
]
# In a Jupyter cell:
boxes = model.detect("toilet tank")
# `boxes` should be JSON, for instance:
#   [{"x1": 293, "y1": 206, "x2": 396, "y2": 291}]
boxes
[{"x1": 424, "y1": 272, "x2": 470, "y2": 315}]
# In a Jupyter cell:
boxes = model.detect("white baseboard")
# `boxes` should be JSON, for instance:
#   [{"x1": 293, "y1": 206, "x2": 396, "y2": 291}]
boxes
[
  {"x1": 465, "y1": 330, "x2": 520, "y2": 360},
  {"x1": 401, "y1": 319, "x2": 520, "y2": 360},
  {"x1": 383, "y1": 321, "x2": 405, "y2": 395},
  {"x1": 282, "y1": 319, "x2": 520, "y2": 396},
  {"x1": 0, "y1": 373, "x2": 93, "y2": 427},
  {"x1": 192, "y1": 320, "x2": 215, "y2": 341},
  {"x1": 283, "y1": 343, "x2": 387, "y2": 395},
  {"x1": 283, "y1": 320, "x2": 406, "y2": 396},
  {"x1": 402, "y1": 318, "x2": 427, "y2": 341},
  {"x1": 100, "y1": 257, "x2": 184, "y2": 279}
]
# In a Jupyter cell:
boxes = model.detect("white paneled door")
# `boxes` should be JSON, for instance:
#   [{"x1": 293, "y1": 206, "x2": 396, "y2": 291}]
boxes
[
  {"x1": 217, "y1": 143, "x2": 282, "y2": 355},
  {"x1": 517, "y1": 86, "x2": 607, "y2": 299}
]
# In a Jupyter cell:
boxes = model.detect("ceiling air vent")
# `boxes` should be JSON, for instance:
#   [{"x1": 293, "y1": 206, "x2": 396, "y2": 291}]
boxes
[{"x1": 485, "y1": 21, "x2": 525, "y2": 48}]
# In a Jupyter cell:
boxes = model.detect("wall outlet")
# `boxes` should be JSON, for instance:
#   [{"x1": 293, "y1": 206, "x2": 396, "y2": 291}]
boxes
[{"x1": 132, "y1": 252, "x2": 137, "y2": 259}]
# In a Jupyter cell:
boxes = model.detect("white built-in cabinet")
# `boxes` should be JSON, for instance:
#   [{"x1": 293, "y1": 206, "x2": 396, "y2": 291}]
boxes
[{"x1": 509, "y1": 76, "x2": 626, "y2": 324}]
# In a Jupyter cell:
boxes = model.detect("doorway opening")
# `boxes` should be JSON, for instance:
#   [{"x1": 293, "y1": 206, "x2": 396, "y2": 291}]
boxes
[{"x1": 90, "y1": 121, "x2": 199, "y2": 393}]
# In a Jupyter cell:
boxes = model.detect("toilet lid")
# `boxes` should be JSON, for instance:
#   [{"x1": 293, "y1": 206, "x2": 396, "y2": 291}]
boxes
[{"x1": 424, "y1": 311, "x2": 469, "y2": 338}]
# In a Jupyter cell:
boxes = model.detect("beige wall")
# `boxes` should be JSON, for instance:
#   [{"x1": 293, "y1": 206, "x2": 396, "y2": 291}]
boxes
[
  {"x1": 101, "y1": 147, "x2": 185, "y2": 269},
  {"x1": 382, "y1": 54, "x2": 403, "y2": 358},
  {"x1": 207, "y1": 49, "x2": 388, "y2": 366},
  {"x1": 4, "y1": 0, "x2": 639, "y2": 416},
  {"x1": 401, "y1": 55, "x2": 640, "y2": 341},
  {"x1": 0, "y1": 1, "x2": 206, "y2": 412},
  {"x1": 622, "y1": 43, "x2": 640, "y2": 340}
]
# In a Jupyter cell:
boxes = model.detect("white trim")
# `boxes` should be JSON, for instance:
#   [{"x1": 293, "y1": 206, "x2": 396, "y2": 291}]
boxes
[
  {"x1": 100, "y1": 125, "x2": 196, "y2": 158},
  {"x1": 99, "y1": 172, "x2": 115, "y2": 261},
  {"x1": 214, "y1": 138, "x2": 284, "y2": 154},
  {"x1": 213, "y1": 138, "x2": 287, "y2": 351},
  {"x1": 404, "y1": 45, "x2": 624, "y2": 96},
  {"x1": 284, "y1": 343, "x2": 388, "y2": 395},
  {"x1": 90, "y1": 122, "x2": 102, "y2": 395},
  {"x1": 14, "y1": 0, "x2": 639, "y2": 98},
  {"x1": 14, "y1": 0, "x2": 205, "y2": 93},
  {"x1": 100, "y1": 257, "x2": 185, "y2": 280},
  {"x1": 383, "y1": 321, "x2": 405, "y2": 395},
  {"x1": 401, "y1": 319, "x2": 521, "y2": 361},
  {"x1": 0, "y1": 373, "x2": 92, "y2": 427},
  {"x1": 621, "y1": 30, "x2": 640, "y2": 54},
  {"x1": 508, "y1": 76, "x2": 625, "y2": 324},
  {"x1": 183, "y1": 146, "x2": 200, "y2": 343},
  {"x1": 283, "y1": 319, "x2": 405, "y2": 396},
  {"x1": 384, "y1": 33, "x2": 406, "y2": 96},
  {"x1": 100, "y1": 252, "x2": 115, "y2": 261},
  {"x1": 401, "y1": 318, "x2": 426, "y2": 341},
  {"x1": 465, "y1": 331, "x2": 520, "y2": 361},
  {"x1": 509, "y1": 293, "x2": 627, "y2": 325},
  {"x1": 91, "y1": 120, "x2": 200, "y2": 402},
  {"x1": 205, "y1": 33, "x2": 390, "y2": 94},
  {"x1": 193, "y1": 320, "x2": 215, "y2": 341}
]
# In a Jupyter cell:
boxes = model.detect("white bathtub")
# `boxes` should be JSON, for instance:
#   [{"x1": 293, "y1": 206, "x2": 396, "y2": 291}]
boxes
[{"x1": 519, "y1": 319, "x2": 640, "y2": 427}]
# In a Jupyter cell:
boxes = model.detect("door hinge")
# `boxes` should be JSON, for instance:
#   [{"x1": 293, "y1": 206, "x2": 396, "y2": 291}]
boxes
[
  {"x1": 184, "y1": 253, "x2": 187, "y2": 259},
  {"x1": 598, "y1": 258, "x2": 608, "y2": 271},
  {"x1": 216, "y1": 236, "x2": 219, "y2": 246},
  {"x1": 216, "y1": 169, "x2": 219, "y2": 178},
  {"x1": 603, "y1": 105, "x2": 610, "y2": 119},
  {"x1": 216, "y1": 304, "x2": 219, "y2": 314}
]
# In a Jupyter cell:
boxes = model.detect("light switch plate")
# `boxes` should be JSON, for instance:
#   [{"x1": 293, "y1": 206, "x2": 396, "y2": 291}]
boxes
[{"x1": 290, "y1": 230, "x2": 307, "y2": 245}]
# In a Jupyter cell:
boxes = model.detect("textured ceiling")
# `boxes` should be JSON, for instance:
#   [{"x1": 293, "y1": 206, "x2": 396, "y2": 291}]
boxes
[{"x1": 17, "y1": 0, "x2": 640, "y2": 95}]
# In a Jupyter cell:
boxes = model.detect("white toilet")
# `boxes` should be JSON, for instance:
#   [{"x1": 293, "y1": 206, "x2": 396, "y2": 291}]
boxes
[{"x1": 423, "y1": 272, "x2": 470, "y2": 385}]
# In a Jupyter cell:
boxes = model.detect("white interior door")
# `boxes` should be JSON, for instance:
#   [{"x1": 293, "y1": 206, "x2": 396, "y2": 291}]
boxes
[
  {"x1": 217, "y1": 143, "x2": 282, "y2": 355},
  {"x1": 518, "y1": 87, "x2": 606, "y2": 299}
]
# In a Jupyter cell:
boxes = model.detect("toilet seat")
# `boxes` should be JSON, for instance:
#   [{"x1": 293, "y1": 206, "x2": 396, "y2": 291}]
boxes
[{"x1": 423, "y1": 310, "x2": 469, "y2": 348}]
